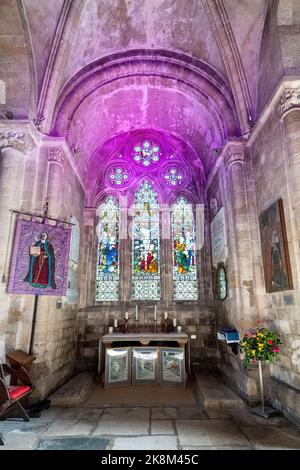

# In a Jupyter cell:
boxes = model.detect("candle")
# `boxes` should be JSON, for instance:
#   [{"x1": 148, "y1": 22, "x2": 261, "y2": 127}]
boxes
[
  {"x1": 154, "y1": 306, "x2": 157, "y2": 321},
  {"x1": 173, "y1": 318, "x2": 177, "y2": 327},
  {"x1": 135, "y1": 305, "x2": 138, "y2": 321},
  {"x1": 114, "y1": 318, "x2": 118, "y2": 328},
  {"x1": 125, "y1": 312, "x2": 128, "y2": 320},
  {"x1": 177, "y1": 325, "x2": 182, "y2": 333},
  {"x1": 108, "y1": 326, "x2": 113, "y2": 334},
  {"x1": 164, "y1": 312, "x2": 168, "y2": 320}
]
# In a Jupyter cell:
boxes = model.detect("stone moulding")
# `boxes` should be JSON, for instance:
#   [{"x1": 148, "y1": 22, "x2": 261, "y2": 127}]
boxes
[
  {"x1": 0, "y1": 131, "x2": 35, "y2": 154},
  {"x1": 278, "y1": 88, "x2": 300, "y2": 117}
]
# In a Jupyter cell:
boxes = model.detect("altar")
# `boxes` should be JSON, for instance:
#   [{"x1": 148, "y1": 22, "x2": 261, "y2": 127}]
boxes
[{"x1": 98, "y1": 332, "x2": 190, "y2": 388}]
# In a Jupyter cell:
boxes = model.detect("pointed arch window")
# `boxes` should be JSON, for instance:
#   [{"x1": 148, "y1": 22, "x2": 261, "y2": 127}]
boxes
[
  {"x1": 172, "y1": 197, "x2": 198, "y2": 300},
  {"x1": 96, "y1": 196, "x2": 119, "y2": 301},
  {"x1": 132, "y1": 181, "x2": 160, "y2": 300}
]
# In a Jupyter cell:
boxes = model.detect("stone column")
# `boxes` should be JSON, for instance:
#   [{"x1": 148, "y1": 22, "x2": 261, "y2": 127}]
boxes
[
  {"x1": 119, "y1": 197, "x2": 131, "y2": 303},
  {"x1": 80, "y1": 208, "x2": 97, "y2": 308},
  {"x1": 0, "y1": 131, "x2": 34, "y2": 357},
  {"x1": 47, "y1": 146, "x2": 65, "y2": 218},
  {"x1": 224, "y1": 139, "x2": 255, "y2": 324},
  {"x1": 278, "y1": 88, "x2": 300, "y2": 286},
  {"x1": 161, "y1": 203, "x2": 172, "y2": 306}
]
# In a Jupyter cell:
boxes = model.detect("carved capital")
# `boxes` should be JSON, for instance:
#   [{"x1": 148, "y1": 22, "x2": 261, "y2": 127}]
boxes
[
  {"x1": 223, "y1": 140, "x2": 246, "y2": 169},
  {"x1": 48, "y1": 146, "x2": 65, "y2": 167},
  {"x1": 0, "y1": 131, "x2": 35, "y2": 154},
  {"x1": 278, "y1": 88, "x2": 300, "y2": 117}
]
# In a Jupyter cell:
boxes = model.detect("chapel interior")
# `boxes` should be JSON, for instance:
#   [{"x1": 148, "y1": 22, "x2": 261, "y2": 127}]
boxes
[{"x1": 1, "y1": 0, "x2": 300, "y2": 451}]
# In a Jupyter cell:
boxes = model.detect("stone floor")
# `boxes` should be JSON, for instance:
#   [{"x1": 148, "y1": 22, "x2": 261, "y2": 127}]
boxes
[
  {"x1": 1, "y1": 372, "x2": 300, "y2": 450},
  {"x1": 1, "y1": 405, "x2": 300, "y2": 450}
]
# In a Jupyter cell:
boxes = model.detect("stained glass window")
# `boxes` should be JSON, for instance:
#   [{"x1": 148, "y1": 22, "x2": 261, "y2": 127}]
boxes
[
  {"x1": 218, "y1": 265, "x2": 227, "y2": 301},
  {"x1": 107, "y1": 166, "x2": 129, "y2": 186},
  {"x1": 163, "y1": 166, "x2": 185, "y2": 186},
  {"x1": 96, "y1": 196, "x2": 119, "y2": 301},
  {"x1": 172, "y1": 197, "x2": 198, "y2": 300},
  {"x1": 132, "y1": 140, "x2": 161, "y2": 167},
  {"x1": 132, "y1": 181, "x2": 160, "y2": 300}
]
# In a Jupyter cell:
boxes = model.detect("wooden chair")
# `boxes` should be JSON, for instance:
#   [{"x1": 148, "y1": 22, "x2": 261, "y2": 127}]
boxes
[{"x1": 0, "y1": 363, "x2": 33, "y2": 445}]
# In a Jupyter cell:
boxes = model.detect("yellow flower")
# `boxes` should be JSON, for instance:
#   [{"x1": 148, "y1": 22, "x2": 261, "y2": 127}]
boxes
[{"x1": 251, "y1": 350, "x2": 256, "y2": 355}]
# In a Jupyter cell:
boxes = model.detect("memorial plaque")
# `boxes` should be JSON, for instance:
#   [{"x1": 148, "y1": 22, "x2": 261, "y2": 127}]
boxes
[{"x1": 210, "y1": 207, "x2": 227, "y2": 267}]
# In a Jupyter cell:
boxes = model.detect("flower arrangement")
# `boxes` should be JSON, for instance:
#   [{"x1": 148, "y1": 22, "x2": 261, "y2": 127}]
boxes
[{"x1": 240, "y1": 321, "x2": 282, "y2": 366}]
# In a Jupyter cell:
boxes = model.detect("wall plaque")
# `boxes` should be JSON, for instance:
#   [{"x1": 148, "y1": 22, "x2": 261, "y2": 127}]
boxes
[{"x1": 210, "y1": 207, "x2": 227, "y2": 267}]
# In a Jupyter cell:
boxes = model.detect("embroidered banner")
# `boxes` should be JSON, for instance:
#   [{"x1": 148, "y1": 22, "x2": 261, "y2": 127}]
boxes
[{"x1": 7, "y1": 218, "x2": 71, "y2": 296}]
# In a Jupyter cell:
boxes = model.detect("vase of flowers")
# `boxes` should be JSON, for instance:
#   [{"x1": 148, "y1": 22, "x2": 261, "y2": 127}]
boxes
[{"x1": 240, "y1": 320, "x2": 282, "y2": 418}]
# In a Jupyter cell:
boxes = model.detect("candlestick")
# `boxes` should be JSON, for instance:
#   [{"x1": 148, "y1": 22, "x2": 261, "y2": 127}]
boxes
[
  {"x1": 108, "y1": 326, "x2": 113, "y2": 334},
  {"x1": 114, "y1": 318, "x2": 118, "y2": 328},
  {"x1": 164, "y1": 317, "x2": 169, "y2": 333},
  {"x1": 164, "y1": 312, "x2": 168, "y2": 320},
  {"x1": 135, "y1": 305, "x2": 138, "y2": 321},
  {"x1": 125, "y1": 312, "x2": 129, "y2": 320},
  {"x1": 177, "y1": 325, "x2": 182, "y2": 333},
  {"x1": 154, "y1": 306, "x2": 157, "y2": 321},
  {"x1": 173, "y1": 318, "x2": 177, "y2": 327}
]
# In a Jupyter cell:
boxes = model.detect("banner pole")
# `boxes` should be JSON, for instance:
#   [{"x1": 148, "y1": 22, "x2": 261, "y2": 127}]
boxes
[{"x1": 29, "y1": 295, "x2": 39, "y2": 355}]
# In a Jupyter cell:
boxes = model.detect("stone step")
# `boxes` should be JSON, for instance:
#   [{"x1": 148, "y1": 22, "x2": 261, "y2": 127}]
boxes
[
  {"x1": 195, "y1": 373, "x2": 246, "y2": 409},
  {"x1": 48, "y1": 372, "x2": 94, "y2": 406}
]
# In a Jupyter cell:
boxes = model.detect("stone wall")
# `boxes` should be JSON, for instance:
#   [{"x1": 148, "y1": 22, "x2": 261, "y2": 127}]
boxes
[
  {"x1": 0, "y1": 127, "x2": 84, "y2": 399},
  {"x1": 249, "y1": 83, "x2": 300, "y2": 422},
  {"x1": 206, "y1": 80, "x2": 300, "y2": 423}
]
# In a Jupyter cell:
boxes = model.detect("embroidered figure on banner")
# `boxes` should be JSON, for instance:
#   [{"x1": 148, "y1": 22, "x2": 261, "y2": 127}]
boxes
[{"x1": 24, "y1": 232, "x2": 56, "y2": 289}]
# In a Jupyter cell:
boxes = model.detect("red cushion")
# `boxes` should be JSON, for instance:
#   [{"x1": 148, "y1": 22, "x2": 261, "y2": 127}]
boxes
[{"x1": 8, "y1": 386, "x2": 30, "y2": 400}]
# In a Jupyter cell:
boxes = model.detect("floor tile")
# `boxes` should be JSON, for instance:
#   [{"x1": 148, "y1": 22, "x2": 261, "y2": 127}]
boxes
[
  {"x1": 93, "y1": 408, "x2": 150, "y2": 436},
  {"x1": 112, "y1": 435, "x2": 178, "y2": 450},
  {"x1": 176, "y1": 419, "x2": 251, "y2": 448},
  {"x1": 151, "y1": 420, "x2": 174, "y2": 435}
]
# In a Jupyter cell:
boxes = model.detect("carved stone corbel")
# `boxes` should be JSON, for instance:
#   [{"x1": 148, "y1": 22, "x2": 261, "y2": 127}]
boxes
[
  {"x1": 47, "y1": 146, "x2": 65, "y2": 167},
  {"x1": 278, "y1": 88, "x2": 300, "y2": 117},
  {"x1": 0, "y1": 131, "x2": 35, "y2": 154},
  {"x1": 223, "y1": 140, "x2": 246, "y2": 170}
]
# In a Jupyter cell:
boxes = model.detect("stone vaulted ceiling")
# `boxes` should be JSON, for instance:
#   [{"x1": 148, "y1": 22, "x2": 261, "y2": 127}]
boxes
[{"x1": 2, "y1": 0, "x2": 300, "y2": 192}]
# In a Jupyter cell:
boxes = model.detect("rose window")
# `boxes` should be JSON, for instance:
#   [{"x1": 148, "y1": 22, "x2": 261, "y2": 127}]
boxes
[
  {"x1": 108, "y1": 167, "x2": 129, "y2": 186},
  {"x1": 162, "y1": 167, "x2": 185, "y2": 186},
  {"x1": 132, "y1": 141, "x2": 161, "y2": 167}
]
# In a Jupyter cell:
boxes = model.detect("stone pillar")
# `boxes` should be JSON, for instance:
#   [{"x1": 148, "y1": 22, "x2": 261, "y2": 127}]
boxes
[
  {"x1": 278, "y1": 88, "x2": 300, "y2": 286},
  {"x1": 161, "y1": 204, "x2": 172, "y2": 306},
  {"x1": 224, "y1": 139, "x2": 255, "y2": 324},
  {"x1": 80, "y1": 208, "x2": 97, "y2": 308},
  {"x1": 0, "y1": 131, "x2": 34, "y2": 358},
  {"x1": 47, "y1": 146, "x2": 65, "y2": 218}
]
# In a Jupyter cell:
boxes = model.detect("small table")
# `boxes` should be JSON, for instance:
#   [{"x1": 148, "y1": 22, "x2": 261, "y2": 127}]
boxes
[{"x1": 98, "y1": 332, "x2": 190, "y2": 377}]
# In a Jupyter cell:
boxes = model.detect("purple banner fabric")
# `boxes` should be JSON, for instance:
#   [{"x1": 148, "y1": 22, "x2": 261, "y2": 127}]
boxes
[{"x1": 7, "y1": 218, "x2": 71, "y2": 296}]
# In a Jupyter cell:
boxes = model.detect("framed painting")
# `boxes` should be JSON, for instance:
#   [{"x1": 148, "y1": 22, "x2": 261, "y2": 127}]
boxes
[
  {"x1": 105, "y1": 347, "x2": 131, "y2": 388},
  {"x1": 160, "y1": 347, "x2": 185, "y2": 387},
  {"x1": 259, "y1": 199, "x2": 293, "y2": 293},
  {"x1": 132, "y1": 347, "x2": 159, "y2": 385}
]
